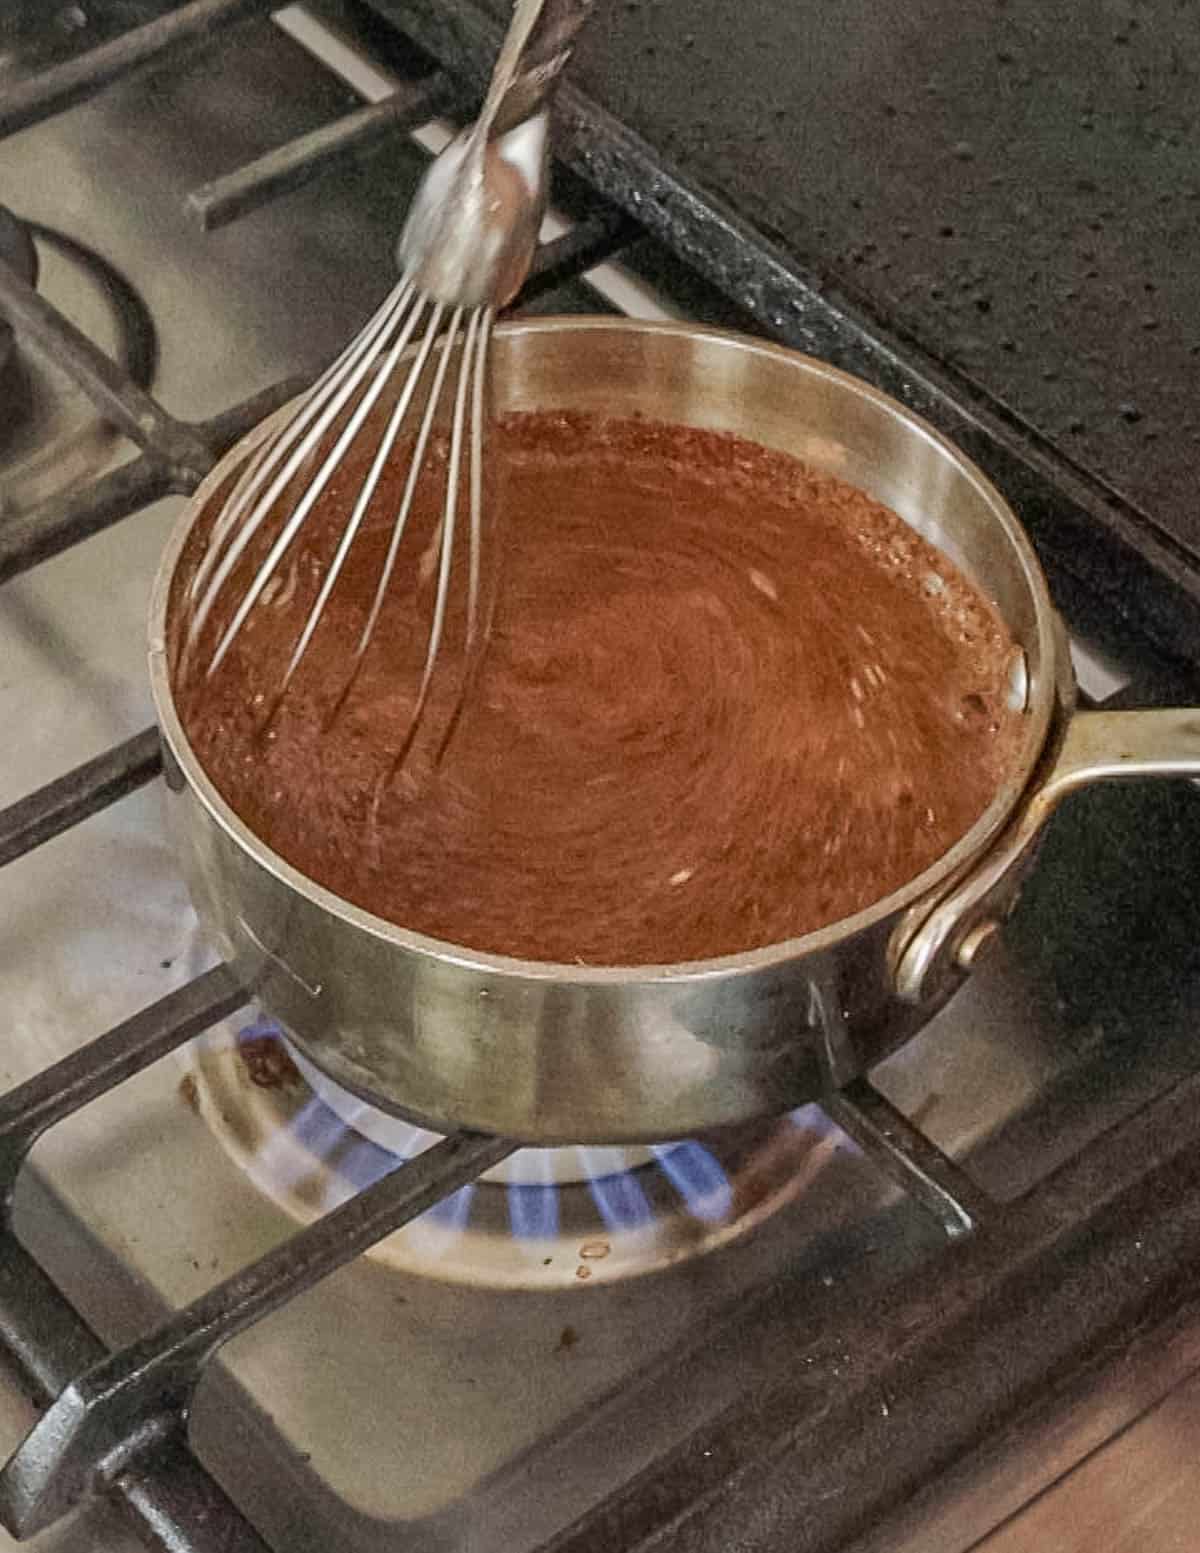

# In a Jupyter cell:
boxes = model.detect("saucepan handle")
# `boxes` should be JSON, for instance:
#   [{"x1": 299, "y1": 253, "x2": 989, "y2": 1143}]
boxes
[{"x1": 893, "y1": 708, "x2": 1200, "y2": 1003}]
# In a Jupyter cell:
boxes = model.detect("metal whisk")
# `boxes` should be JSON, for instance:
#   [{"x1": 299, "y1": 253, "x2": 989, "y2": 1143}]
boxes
[{"x1": 184, "y1": 0, "x2": 595, "y2": 765}]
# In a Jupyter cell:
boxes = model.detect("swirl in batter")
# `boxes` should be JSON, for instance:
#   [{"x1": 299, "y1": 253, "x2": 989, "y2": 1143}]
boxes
[{"x1": 173, "y1": 413, "x2": 1023, "y2": 964}]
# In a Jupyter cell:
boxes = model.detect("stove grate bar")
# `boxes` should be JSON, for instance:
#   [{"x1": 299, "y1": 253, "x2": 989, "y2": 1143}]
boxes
[
  {"x1": 0, "y1": 1131, "x2": 514, "y2": 1540},
  {"x1": 0, "y1": 970, "x2": 260, "y2": 1543},
  {"x1": 520, "y1": 206, "x2": 642, "y2": 308},
  {"x1": 0, "y1": 727, "x2": 163, "y2": 870},
  {"x1": 0, "y1": 0, "x2": 280, "y2": 142},
  {"x1": 0, "y1": 967, "x2": 247, "y2": 1209},
  {"x1": 0, "y1": 259, "x2": 212, "y2": 485},
  {"x1": 540, "y1": 1060, "x2": 1200, "y2": 1553},
  {"x1": 0, "y1": 448, "x2": 175, "y2": 587},
  {"x1": 0, "y1": 374, "x2": 303, "y2": 588},
  {"x1": 0, "y1": 960, "x2": 512, "y2": 1543},
  {"x1": 0, "y1": 1236, "x2": 271, "y2": 1552},
  {"x1": 825, "y1": 1078, "x2": 992, "y2": 1240},
  {"x1": 2, "y1": 377, "x2": 308, "y2": 593},
  {"x1": 187, "y1": 71, "x2": 460, "y2": 231}
]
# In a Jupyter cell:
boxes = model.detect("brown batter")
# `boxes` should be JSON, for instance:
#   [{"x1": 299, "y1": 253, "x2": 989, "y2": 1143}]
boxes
[{"x1": 171, "y1": 412, "x2": 1023, "y2": 964}]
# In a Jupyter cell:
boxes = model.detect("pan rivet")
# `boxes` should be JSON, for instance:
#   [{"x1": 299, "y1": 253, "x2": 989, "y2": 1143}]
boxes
[{"x1": 955, "y1": 919, "x2": 1001, "y2": 973}]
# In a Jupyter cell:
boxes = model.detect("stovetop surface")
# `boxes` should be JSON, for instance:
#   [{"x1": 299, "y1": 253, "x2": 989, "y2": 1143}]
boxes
[
  {"x1": 502, "y1": 0, "x2": 1200, "y2": 559},
  {"x1": 3, "y1": 5, "x2": 1200, "y2": 1552}
]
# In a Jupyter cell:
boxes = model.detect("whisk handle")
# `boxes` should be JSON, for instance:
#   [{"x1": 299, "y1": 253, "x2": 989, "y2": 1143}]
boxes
[{"x1": 491, "y1": 0, "x2": 598, "y2": 133}]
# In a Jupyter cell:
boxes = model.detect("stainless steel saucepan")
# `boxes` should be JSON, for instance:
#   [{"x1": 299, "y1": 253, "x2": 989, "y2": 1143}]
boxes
[{"x1": 148, "y1": 318, "x2": 1200, "y2": 1144}]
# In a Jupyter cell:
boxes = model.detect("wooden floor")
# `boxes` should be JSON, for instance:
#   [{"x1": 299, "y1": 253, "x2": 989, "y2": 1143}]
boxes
[{"x1": 978, "y1": 1367, "x2": 1200, "y2": 1553}]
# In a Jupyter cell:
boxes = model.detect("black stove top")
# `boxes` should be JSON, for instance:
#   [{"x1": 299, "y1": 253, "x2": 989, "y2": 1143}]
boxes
[
  {"x1": 374, "y1": 0, "x2": 1200, "y2": 676},
  {"x1": 557, "y1": 0, "x2": 1200, "y2": 549}
]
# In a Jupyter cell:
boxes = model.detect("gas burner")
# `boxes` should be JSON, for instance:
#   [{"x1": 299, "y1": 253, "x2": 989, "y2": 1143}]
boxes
[
  {"x1": 284, "y1": 1037, "x2": 663, "y2": 1186},
  {"x1": 183, "y1": 1011, "x2": 847, "y2": 1290},
  {"x1": 0, "y1": 211, "x2": 155, "y2": 517}
]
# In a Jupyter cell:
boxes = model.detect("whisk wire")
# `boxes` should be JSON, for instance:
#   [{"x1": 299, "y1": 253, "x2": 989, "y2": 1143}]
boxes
[
  {"x1": 433, "y1": 305, "x2": 494, "y2": 765},
  {"x1": 465, "y1": 307, "x2": 491, "y2": 654},
  {"x1": 276, "y1": 299, "x2": 452, "y2": 697},
  {"x1": 378, "y1": 306, "x2": 481, "y2": 781},
  {"x1": 202, "y1": 291, "x2": 436, "y2": 677},
  {"x1": 411, "y1": 312, "x2": 479, "y2": 718},
  {"x1": 184, "y1": 285, "x2": 417, "y2": 672},
  {"x1": 188, "y1": 279, "x2": 413, "y2": 621},
  {"x1": 189, "y1": 0, "x2": 588, "y2": 772},
  {"x1": 354, "y1": 306, "x2": 461, "y2": 665},
  {"x1": 320, "y1": 303, "x2": 456, "y2": 727}
]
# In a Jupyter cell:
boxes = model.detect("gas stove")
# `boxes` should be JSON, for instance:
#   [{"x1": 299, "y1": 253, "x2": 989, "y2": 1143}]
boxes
[{"x1": 2, "y1": 4, "x2": 1200, "y2": 1552}]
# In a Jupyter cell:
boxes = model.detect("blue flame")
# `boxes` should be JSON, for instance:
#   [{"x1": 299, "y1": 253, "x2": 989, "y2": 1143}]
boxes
[
  {"x1": 787, "y1": 1101, "x2": 861, "y2": 1155},
  {"x1": 235, "y1": 1015, "x2": 851, "y2": 1248},
  {"x1": 401, "y1": 1178, "x2": 477, "y2": 1257},
  {"x1": 328, "y1": 1116, "x2": 475, "y2": 1232},
  {"x1": 248, "y1": 1096, "x2": 344, "y2": 1196},
  {"x1": 507, "y1": 1181, "x2": 561, "y2": 1240},
  {"x1": 339, "y1": 1136, "x2": 401, "y2": 1193},
  {"x1": 426, "y1": 1181, "x2": 476, "y2": 1229},
  {"x1": 290, "y1": 1098, "x2": 353, "y2": 1159},
  {"x1": 788, "y1": 1102, "x2": 825, "y2": 1129},
  {"x1": 318, "y1": 1134, "x2": 395, "y2": 1213},
  {"x1": 244, "y1": 1093, "x2": 361, "y2": 1208},
  {"x1": 650, "y1": 1142, "x2": 733, "y2": 1223},
  {"x1": 581, "y1": 1151, "x2": 653, "y2": 1229},
  {"x1": 238, "y1": 1016, "x2": 282, "y2": 1043}
]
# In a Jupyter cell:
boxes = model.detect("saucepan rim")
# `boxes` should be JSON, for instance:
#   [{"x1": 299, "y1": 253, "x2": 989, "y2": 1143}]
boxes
[{"x1": 148, "y1": 315, "x2": 1059, "y2": 984}]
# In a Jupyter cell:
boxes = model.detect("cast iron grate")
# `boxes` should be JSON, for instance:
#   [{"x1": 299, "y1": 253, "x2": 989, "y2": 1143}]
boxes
[{"x1": 2, "y1": 6, "x2": 1200, "y2": 1553}]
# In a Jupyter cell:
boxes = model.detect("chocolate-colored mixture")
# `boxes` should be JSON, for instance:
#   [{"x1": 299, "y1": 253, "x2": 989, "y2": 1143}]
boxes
[{"x1": 173, "y1": 413, "x2": 1023, "y2": 964}]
